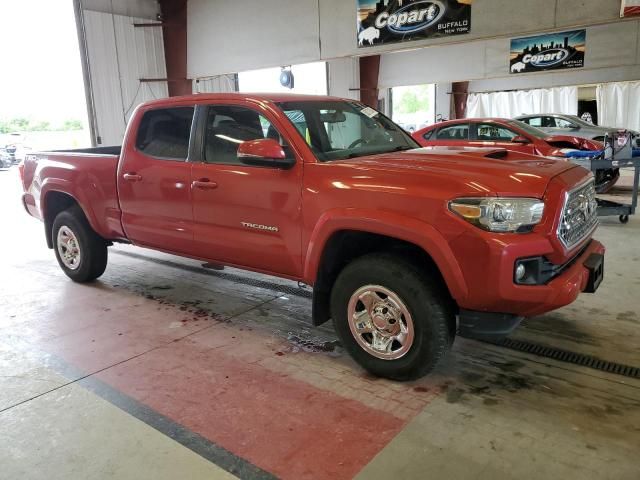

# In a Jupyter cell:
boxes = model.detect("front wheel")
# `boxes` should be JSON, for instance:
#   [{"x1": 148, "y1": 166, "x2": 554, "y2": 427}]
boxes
[
  {"x1": 52, "y1": 206, "x2": 108, "y2": 282},
  {"x1": 330, "y1": 253, "x2": 454, "y2": 381}
]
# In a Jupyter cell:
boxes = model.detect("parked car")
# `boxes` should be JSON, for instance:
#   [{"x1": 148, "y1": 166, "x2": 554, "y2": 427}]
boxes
[
  {"x1": 1, "y1": 132, "x2": 30, "y2": 164},
  {"x1": 20, "y1": 93, "x2": 604, "y2": 380},
  {"x1": 4, "y1": 144, "x2": 17, "y2": 164},
  {"x1": 412, "y1": 118, "x2": 618, "y2": 193},
  {"x1": 0, "y1": 150, "x2": 12, "y2": 168},
  {"x1": 515, "y1": 113, "x2": 640, "y2": 146}
]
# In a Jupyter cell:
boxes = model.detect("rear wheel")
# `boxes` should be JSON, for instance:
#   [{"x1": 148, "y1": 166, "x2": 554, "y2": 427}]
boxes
[
  {"x1": 331, "y1": 253, "x2": 453, "y2": 381},
  {"x1": 52, "y1": 206, "x2": 108, "y2": 282}
]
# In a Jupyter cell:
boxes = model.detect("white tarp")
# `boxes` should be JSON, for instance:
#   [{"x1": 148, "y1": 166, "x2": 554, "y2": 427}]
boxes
[
  {"x1": 466, "y1": 86, "x2": 578, "y2": 119},
  {"x1": 597, "y1": 81, "x2": 640, "y2": 131}
]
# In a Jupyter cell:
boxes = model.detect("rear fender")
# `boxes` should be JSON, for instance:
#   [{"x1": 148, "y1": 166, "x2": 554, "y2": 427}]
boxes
[{"x1": 40, "y1": 179, "x2": 103, "y2": 246}]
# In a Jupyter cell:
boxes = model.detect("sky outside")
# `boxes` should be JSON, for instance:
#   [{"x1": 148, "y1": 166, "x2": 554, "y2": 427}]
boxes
[{"x1": 0, "y1": 0, "x2": 88, "y2": 125}]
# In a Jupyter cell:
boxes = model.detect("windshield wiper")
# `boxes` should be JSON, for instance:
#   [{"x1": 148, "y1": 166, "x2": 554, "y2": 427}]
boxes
[
  {"x1": 344, "y1": 145, "x2": 414, "y2": 160},
  {"x1": 386, "y1": 146, "x2": 414, "y2": 153},
  {"x1": 346, "y1": 152, "x2": 369, "y2": 159}
]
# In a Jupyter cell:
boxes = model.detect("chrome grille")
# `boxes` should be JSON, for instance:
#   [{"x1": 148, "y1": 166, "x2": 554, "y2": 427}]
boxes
[{"x1": 557, "y1": 179, "x2": 598, "y2": 250}]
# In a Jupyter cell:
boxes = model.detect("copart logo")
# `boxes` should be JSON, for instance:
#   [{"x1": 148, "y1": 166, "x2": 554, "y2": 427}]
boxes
[
  {"x1": 375, "y1": 1, "x2": 446, "y2": 34},
  {"x1": 522, "y1": 48, "x2": 570, "y2": 68}
]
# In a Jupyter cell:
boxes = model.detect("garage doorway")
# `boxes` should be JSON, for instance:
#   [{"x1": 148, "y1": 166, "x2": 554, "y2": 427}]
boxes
[
  {"x1": 390, "y1": 84, "x2": 435, "y2": 133},
  {"x1": 578, "y1": 86, "x2": 598, "y2": 125}
]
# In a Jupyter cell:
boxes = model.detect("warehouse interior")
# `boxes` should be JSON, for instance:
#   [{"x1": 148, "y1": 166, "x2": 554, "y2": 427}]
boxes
[{"x1": 1, "y1": 1, "x2": 640, "y2": 479}]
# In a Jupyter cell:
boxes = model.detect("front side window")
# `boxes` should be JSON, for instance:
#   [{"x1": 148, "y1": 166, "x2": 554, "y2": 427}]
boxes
[
  {"x1": 524, "y1": 116, "x2": 543, "y2": 127},
  {"x1": 422, "y1": 129, "x2": 435, "y2": 141},
  {"x1": 436, "y1": 124, "x2": 469, "y2": 140},
  {"x1": 203, "y1": 105, "x2": 288, "y2": 165},
  {"x1": 276, "y1": 101, "x2": 417, "y2": 161},
  {"x1": 476, "y1": 123, "x2": 518, "y2": 141},
  {"x1": 554, "y1": 118, "x2": 575, "y2": 128},
  {"x1": 136, "y1": 107, "x2": 194, "y2": 160}
]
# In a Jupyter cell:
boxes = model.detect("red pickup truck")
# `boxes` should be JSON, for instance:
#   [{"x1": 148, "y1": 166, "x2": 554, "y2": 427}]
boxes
[{"x1": 20, "y1": 93, "x2": 605, "y2": 380}]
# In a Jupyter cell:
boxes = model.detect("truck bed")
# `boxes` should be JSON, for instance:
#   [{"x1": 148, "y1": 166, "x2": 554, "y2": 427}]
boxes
[{"x1": 21, "y1": 148, "x2": 125, "y2": 241}]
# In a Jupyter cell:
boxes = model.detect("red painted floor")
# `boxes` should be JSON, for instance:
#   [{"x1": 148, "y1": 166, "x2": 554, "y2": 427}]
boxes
[
  {"x1": 8, "y1": 261, "x2": 440, "y2": 479},
  {"x1": 98, "y1": 337, "x2": 402, "y2": 480}
]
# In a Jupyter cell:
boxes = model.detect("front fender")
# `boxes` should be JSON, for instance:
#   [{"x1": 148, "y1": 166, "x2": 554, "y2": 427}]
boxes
[{"x1": 302, "y1": 208, "x2": 468, "y2": 303}]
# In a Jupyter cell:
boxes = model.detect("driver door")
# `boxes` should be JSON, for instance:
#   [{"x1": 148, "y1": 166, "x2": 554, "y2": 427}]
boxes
[{"x1": 190, "y1": 103, "x2": 303, "y2": 277}]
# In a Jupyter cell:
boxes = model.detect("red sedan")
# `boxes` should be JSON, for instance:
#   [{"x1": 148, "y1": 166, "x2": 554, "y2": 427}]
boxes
[{"x1": 412, "y1": 118, "x2": 617, "y2": 193}]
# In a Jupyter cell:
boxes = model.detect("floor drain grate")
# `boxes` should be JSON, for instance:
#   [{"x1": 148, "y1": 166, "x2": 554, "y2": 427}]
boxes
[{"x1": 479, "y1": 336, "x2": 640, "y2": 379}]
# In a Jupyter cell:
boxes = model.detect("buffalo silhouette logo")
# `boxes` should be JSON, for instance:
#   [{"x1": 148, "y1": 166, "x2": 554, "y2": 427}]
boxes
[
  {"x1": 511, "y1": 61, "x2": 526, "y2": 73},
  {"x1": 358, "y1": 27, "x2": 380, "y2": 46}
]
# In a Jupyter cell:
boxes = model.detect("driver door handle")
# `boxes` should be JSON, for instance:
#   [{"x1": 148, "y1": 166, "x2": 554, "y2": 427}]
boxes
[
  {"x1": 123, "y1": 173, "x2": 142, "y2": 182},
  {"x1": 192, "y1": 179, "x2": 218, "y2": 190}
]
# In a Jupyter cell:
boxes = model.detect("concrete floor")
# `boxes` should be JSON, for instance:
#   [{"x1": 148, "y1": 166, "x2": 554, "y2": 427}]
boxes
[{"x1": 1, "y1": 165, "x2": 639, "y2": 480}]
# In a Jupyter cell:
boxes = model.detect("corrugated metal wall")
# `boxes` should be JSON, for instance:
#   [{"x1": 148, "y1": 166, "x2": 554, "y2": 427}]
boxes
[{"x1": 80, "y1": 7, "x2": 167, "y2": 145}]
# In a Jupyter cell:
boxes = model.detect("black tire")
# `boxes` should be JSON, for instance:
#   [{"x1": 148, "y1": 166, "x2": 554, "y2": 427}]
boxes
[
  {"x1": 594, "y1": 168, "x2": 620, "y2": 194},
  {"x1": 52, "y1": 205, "x2": 108, "y2": 282},
  {"x1": 330, "y1": 253, "x2": 454, "y2": 381},
  {"x1": 620, "y1": 215, "x2": 630, "y2": 224}
]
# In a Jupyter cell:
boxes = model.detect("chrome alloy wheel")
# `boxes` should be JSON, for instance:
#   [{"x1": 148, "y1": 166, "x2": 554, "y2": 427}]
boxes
[
  {"x1": 347, "y1": 285, "x2": 415, "y2": 360},
  {"x1": 57, "y1": 226, "x2": 82, "y2": 270}
]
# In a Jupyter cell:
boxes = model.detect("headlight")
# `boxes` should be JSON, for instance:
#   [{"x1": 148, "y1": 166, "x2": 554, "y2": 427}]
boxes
[{"x1": 449, "y1": 197, "x2": 545, "y2": 233}]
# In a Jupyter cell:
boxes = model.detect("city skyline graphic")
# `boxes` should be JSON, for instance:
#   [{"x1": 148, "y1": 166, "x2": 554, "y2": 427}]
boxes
[{"x1": 510, "y1": 30, "x2": 586, "y2": 60}]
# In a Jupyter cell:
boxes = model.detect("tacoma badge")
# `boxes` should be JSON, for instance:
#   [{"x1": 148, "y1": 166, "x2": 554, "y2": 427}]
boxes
[{"x1": 241, "y1": 222, "x2": 279, "y2": 232}]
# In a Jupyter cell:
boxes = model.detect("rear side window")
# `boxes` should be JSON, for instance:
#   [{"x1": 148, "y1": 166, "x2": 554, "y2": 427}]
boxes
[
  {"x1": 136, "y1": 107, "x2": 194, "y2": 160},
  {"x1": 436, "y1": 124, "x2": 469, "y2": 140}
]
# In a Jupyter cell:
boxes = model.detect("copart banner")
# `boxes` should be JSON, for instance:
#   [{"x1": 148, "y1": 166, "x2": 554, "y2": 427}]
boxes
[
  {"x1": 510, "y1": 30, "x2": 586, "y2": 74},
  {"x1": 356, "y1": 0, "x2": 472, "y2": 48},
  {"x1": 621, "y1": 1, "x2": 640, "y2": 17}
]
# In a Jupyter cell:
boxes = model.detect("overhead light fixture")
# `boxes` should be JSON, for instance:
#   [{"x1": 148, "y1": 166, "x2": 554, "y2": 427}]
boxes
[{"x1": 280, "y1": 67, "x2": 294, "y2": 89}]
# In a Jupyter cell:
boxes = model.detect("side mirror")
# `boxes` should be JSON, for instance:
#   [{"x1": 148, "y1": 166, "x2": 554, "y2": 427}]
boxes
[
  {"x1": 237, "y1": 138, "x2": 295, "y2": 169},
  {"x1": 511, "y1": 135, "x2": 531, "y2": 144}
]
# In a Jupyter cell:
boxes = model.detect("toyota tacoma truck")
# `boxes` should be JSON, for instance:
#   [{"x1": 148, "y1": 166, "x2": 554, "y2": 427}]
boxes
[{"x1": 20, "y1": 93, "x2": 605, "y2": 380}]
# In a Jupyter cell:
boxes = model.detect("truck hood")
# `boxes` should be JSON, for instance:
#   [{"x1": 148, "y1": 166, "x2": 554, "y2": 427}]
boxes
[{"x1": 339, "y1": 148, "x2": 579, "y2": 197}]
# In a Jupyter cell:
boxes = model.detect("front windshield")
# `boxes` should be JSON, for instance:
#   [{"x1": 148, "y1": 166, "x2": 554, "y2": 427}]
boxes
[
  {"x1": 275, "y1": 100, "x2": 419, "y2": 161},
  {"x1": 507, "y1": 120, "x2": 548, "y2": 139}
]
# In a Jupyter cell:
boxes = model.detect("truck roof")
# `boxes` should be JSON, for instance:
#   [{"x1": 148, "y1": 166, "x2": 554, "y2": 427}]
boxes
[{"x1": 141, "y1": 92, "x2": 348, "y2": 108}]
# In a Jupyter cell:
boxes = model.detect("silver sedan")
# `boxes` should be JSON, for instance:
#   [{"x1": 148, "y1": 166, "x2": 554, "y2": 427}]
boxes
[{"x1": 515, "y1": 114, "x2": 639, "y2": 146}]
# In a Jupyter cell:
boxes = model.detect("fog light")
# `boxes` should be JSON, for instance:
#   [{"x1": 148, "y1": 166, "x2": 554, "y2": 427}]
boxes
[{"x1": 515, "y1": 263, "x2": 526, "y2": 282}]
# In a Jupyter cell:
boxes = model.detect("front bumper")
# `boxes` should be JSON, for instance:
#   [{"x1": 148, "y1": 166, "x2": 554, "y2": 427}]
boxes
[
  {"x1": 451, "y1": 234, "x2": 605, "y2": 318},
  {"x1": 458, "y1": 241, "x2": 604, "y2": 339}
]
